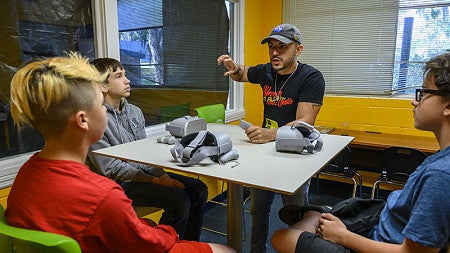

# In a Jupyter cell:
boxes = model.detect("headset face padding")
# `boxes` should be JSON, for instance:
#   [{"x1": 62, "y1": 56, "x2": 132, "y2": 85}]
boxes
[{"x1": 297, "y1": 126, "x2": 312, "y2": 137}]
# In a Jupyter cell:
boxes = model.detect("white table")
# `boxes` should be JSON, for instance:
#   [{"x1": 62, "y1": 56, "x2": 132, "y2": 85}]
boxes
[{"x1": 92, "y1": 123, "x2": 353, "y2": 252}]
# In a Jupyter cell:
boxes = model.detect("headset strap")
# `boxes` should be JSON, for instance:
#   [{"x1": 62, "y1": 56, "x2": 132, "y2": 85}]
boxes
[
  {"x1": 291, "y1": 122, "x2": 324, "y2": 154},
  {"x1": 170, "y1": 131, "x2": 220, "y2": 166}
]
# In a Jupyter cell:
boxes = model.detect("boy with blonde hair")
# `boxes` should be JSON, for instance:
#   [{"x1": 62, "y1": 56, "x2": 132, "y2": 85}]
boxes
[{"x1": 6, "y1": 53, "x2": 235, "y2": 253}]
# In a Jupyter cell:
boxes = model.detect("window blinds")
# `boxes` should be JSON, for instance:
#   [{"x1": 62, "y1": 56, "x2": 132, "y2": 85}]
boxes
[{"x1": 284, "y1": 0, "x2": 399, "y2": 95}]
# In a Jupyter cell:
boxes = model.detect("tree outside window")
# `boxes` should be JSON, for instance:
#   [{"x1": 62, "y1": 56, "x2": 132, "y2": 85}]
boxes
[{"x1": 393, "y1": 5, "x2": 450, "y2": 94}]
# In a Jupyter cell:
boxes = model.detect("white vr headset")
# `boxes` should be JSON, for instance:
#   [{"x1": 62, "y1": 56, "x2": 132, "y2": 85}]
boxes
[
  {"x1": 158, "y1": 116, "x2": 208, "y2": 145},
  {"x1": 170, "y1": 130, "x2": 239, "y2": 166},
  {"x1": 165, "y1": 116, "x2": 207, "y2": 137},
  {"x1": 275, "y1": 121, "x2": 323, "y2": 154}
]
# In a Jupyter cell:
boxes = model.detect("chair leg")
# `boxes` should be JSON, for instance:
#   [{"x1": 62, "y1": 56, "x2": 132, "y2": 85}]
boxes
[
  {"x1": 355, "y1": 172, "x2": 363, "y2": 198},
  {"x1": 242, "y1": 202, "x2": 247, "y2": 241},
  {"x1": 202, "y1": 182, "x2": 248, "y2": 240},
  {"x1": 349, "y1": 177, "x2": 357, "y2": 198},
  {"x1": 371, "y1": 180, "x2": 381, "y2": 199},
  {"x1": 203, "y1": 181, "x2": 228, "y2": 236},
  {"x1": 315, "y1": 173, "x2": 320, "y2": 197}
]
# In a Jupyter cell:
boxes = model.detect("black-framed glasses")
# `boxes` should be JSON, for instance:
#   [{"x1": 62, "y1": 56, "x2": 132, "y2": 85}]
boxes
[{"x1": 415, "y1": 88, "x2": 449, "y2": 102}]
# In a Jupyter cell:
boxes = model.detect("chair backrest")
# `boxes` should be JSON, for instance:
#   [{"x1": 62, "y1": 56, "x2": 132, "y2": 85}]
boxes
[
  {"x1": 0, "y1": 205, "x2": 81, "y2": 253},
  {"x1": 323, "y1": 146, "x2": 351, "y2": 174},
  {"x1": 381, "y1": 146, "x2": 427, "y2": 182},
  {"x1": 194, "y1": 104, "x2": 225, "y2": 124}
]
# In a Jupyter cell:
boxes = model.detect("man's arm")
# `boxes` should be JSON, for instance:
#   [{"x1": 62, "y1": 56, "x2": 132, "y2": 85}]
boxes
[
  {"x1": 245, "y1": 102, "x2": 322, "y2": 144},
  {"x1": 217, "y1": 54, "x2": 249, "y2": 82},
  {"x1": 287, "y1": 102, "x2": 322, "y2": 126}
]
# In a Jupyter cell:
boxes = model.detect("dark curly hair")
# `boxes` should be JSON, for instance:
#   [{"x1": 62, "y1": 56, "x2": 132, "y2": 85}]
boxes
[{"x1": 424, "y1": 53, "x2": 450, "y2": 97}]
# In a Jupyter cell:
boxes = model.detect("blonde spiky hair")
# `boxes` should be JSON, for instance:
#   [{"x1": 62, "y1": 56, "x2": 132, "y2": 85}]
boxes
[{"x1": 10, "y1": 52, "x2": 108, "y2": 136}]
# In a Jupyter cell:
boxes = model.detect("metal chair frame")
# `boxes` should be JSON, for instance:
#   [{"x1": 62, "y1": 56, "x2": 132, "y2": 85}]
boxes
[
  {"x1": 371, "y1": 146, "x2": 427, "y2": 199},
  {"x1": 317, "y1": 146, "x2": 363, "y2": 198}
]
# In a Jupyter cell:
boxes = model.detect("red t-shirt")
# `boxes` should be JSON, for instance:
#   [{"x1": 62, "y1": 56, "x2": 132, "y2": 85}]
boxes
[{"x1": 5, "y1": 153, "x2": 212, "y2": 253}]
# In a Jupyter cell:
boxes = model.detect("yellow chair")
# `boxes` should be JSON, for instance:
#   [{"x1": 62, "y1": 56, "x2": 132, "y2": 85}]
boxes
[
  {"x1": 133, "y1": 206, "x2": 162, "y2": 218},
  {"x1": 0, "y1": 205, "x2": 81, "y2": 253}
]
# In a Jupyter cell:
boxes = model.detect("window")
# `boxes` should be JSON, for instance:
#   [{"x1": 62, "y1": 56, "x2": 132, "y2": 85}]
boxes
[
  {"x1": 283, "y1": 0, "x2": 450, "y2": 96},
  {"x1": 115, "y1": 0, "x2": 242, "y2": 125},
  {"x1": 0, "y1": 0, "x2": 95, "y2": 187},
  {"x1": 393, "y1": 2, "x2": 450, "y2": 94},
  {"x1": 0, "y1": 0, "x2": 94, "y2": 162}
]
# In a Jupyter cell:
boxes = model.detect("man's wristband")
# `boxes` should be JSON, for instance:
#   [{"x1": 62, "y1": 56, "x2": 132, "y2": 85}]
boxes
[{"x1": 231, "y1": 64, "x2": 241, "y2": 75}]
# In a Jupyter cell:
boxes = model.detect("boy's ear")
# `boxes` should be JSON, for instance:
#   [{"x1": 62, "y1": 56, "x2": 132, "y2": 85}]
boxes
[
  {"x1": 74, "y1": 111, "x2": 89, "y2": 130},
  {"x1": 100, "y1": 83, "x2": 109, "y2": 93},
  {"x1": 444, "y1": 101, "x2": 450, "y2": 116}
]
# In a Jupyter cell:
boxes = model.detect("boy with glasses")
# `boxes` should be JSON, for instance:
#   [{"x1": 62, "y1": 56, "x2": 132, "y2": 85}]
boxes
[{"x1": 270, "y1": 53, "x2": 450, "y2": 253}]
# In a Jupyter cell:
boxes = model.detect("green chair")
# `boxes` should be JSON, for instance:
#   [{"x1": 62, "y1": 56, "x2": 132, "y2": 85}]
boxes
[
  {"x1": 194, "y1": 104, "x2": 225, "y2": 124},
  {"x1": 0, "y1": 205, "x2": 81, "y2": 253}
]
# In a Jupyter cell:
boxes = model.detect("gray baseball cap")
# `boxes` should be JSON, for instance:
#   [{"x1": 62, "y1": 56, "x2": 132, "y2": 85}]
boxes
[{"x1": 261, "y1": 24, "x2": 302, "y2": 44}]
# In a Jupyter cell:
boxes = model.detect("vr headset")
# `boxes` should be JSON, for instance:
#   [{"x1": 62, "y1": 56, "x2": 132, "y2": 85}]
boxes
[
  {"x1": 165, "y1": 116, "x2": 207, "y2": 138},
  {"x1": 275, "y1": 121, "x2": 323, "y2": 154},
  {"x1": 158, "y1": 116, "x2": 207, "y2": 145},
  {"x1": 170, "y1": 130, "x2": 239, "y2": 166}
]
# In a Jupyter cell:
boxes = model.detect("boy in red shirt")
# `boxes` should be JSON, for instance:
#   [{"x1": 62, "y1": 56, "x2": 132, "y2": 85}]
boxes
[{"x1": 6, "y1": 53, "x2": 235, "y2": 253}]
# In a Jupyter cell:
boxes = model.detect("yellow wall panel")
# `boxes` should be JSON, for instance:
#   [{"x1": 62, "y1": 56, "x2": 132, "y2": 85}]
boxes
[
  {"x1": 313, "y1": 96, "x2": 434, "y2": 137},
  {"x1": 344, "y1": 106, "x2": 372, "y2": 125},
  {"x1": 344, "y1": 97, "x2": 371, "y2": 106},
  {"x1": 368, "y1": 97, "x2": 412, "y2": 108},
  {"x1": 370, "y1": 108, "x2": 412, "y2": 128}
]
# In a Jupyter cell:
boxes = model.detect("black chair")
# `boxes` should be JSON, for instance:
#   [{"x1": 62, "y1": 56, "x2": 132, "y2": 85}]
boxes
[
  {"x1": 371, "y1": 146, "x2": 427, "y2": 199},
  {"x1": 317, "y1": 146, "x2": 363, "y2": 198}
]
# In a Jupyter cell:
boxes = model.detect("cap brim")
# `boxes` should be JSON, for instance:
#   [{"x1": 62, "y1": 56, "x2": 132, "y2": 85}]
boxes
[{"x1": 261, "y1": 35, "x2": 294, "y2": 44}]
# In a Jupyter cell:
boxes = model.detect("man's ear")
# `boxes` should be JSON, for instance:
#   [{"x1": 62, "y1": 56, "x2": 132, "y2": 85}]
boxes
[{"x1": 295, "y1": 44, "x2": 303, "y2": 56}]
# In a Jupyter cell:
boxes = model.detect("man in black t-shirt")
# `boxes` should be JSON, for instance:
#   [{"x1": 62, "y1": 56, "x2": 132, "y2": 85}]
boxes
[{"x1": 217, "y1": 23, "x2": 325, "y2": 253}]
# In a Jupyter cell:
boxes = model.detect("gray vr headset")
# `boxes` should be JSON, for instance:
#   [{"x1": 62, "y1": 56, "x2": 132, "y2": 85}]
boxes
[
  {"x1": 275, "y1": 121, "x2": 323, "y2": 154},
  {"x1": 170, "y1": 130, "x2": 239, "y2": 166},
  {"x1": 165, "y1": 116, "x2": 207, "y2": 137},
  {"x1": 158, "y1": 116, "x2": 207, "y2": 145}
]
